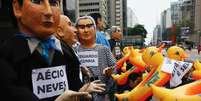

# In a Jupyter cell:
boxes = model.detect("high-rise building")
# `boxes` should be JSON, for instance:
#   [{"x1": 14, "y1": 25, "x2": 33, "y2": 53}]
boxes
[
  {"x1": 153, "y1": 25, "x2": 162, "y2": 45},
  {"x1": 108, "y1": 0, "x2": 124, "y2": 33},
  {"x1": 195, "y1": 0, "x2": 201, "y2": 31},
  {"x1": 166, "y1": 8, "x2": 172, "y2": 29},
  {"x1": 170, "y1": 0, "x2": 195, "y2": 43},
  {"x1": 77, "y1": 0, "x2": 108, "y2": 27},
  {"x1": 122, "y1": 0, "x2": 127, "y2": 35},
  {"x1": 127, "y1": 7, "x2": 138, "y2": 27},
  {"x1": 63, "y1": 0, "x2": 77, "y2": 22},
  {"x1": 194, "y1": 0, "x2": 201, "y2": 44},
  {"x1": 171, "y1": 1, "x2": 183, "y2": 24},
  {"x1": 161, "y1": 8, "x2": 172, "y2": 40}
]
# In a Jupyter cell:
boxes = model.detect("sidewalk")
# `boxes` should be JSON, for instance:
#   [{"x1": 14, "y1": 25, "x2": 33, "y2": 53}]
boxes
[{"x1": 185, "y1": 49, "x2": 201, "y2": 62}]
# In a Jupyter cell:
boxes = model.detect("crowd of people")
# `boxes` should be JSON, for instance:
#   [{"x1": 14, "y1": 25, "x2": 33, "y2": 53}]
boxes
[
  {"x1": 0, "y1": 0, "x2": 120, "y2": 101},
  {"x1": 1, "y1": 0, "x2": 198, "y2": 101}
]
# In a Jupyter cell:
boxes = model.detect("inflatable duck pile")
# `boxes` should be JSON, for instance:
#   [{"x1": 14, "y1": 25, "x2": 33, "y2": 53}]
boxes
[
  {"x1": 115, "y1": 44, "x2": 172, "y2": 101},
  {"x1": 149, "y1": 46, "x2": 201, "y2": 101},
  {"x1": 112, "y1": 46, "x2": 147, "y2": 86},
  {"x1": 112, "y1": 44, "x2": 201, "y2": 101}
]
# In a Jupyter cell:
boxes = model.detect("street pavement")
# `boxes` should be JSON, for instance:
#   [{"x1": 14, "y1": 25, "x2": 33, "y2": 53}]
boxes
[{"x1": 185, "y1": 49, "x2": 201, "y2": 62}]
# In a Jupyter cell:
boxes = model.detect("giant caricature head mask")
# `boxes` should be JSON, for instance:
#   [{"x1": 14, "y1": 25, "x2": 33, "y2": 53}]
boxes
[
  {"x1": 75, "y1": 16, "x2": 96, "y2": 44},
  {"x1": 12, "y1": 0, "x2": 61, "y2": 39},
  {"x1": 56, "y1": 15, "x2": 78, "y2": 46}
]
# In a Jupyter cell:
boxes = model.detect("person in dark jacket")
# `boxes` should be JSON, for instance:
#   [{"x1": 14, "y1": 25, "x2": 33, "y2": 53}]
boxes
[
  {"x1": 109, "y1": 26, "x2": 122, "y2": 60},
  {"x1": 55, "y1": 14, "x2": 106, "y2": 95},
  {"x1": 0, "y1": 0, "x2": 105, "y2": 101}
]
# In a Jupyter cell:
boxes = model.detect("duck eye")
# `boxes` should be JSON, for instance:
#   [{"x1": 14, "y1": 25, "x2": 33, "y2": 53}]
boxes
[
  {"x1": 150, "y1": 51, "x2": 155, "y2": 57},
  {"x1": 175, "y1": 51, "x2": 180, "y2": 55}
]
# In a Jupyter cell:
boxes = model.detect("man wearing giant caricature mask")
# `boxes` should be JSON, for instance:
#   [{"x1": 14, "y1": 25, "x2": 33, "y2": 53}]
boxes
[{"x1": 0, "y1": 0, "x2": 106, "y2": 101}]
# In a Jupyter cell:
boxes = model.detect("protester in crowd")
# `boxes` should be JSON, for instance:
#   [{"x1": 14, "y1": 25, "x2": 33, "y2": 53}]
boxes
[
  {"x1": 75, "y1": 16, "x2": 116, "y2": 101},
  {"x1": 88, "y1": 13, "x2": 110, "y2": 49},
  {"x1": 56, "y1": 15, "x2": 89, "y2": 79},
  {"x1": 55, "y1": 14, "x2": 107, "y2": 97},
  {"x1": 109, "y1": 26, "x2": 123, "y2": 60},
  {"x1": 198, "y1": 44, "x2": 201, "y2": 54},
  {"x1": 0, "y1": 0, "x2": 105, "y2": 101},
  {"x1": 55, "y1": 15, "x2": 78, "y2": 47}
]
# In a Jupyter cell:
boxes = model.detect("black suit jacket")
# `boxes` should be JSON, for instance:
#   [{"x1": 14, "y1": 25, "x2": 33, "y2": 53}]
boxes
[{"x1": 0, "y1": 35, "x2": 83, "y2": 101}]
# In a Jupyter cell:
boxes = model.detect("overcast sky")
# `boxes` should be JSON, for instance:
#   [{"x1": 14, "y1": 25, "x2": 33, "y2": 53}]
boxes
[
  {"x1": 127, "y1": 0, "x2": 178, "y2": 34},
  {"x1": 127, "y1": 0, "x2": 178, "y2": 44}
]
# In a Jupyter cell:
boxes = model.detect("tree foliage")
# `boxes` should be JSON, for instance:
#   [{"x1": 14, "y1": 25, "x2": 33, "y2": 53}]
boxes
[{"x1": 127, "y1": 24, "x2": 147, "y2": 38}]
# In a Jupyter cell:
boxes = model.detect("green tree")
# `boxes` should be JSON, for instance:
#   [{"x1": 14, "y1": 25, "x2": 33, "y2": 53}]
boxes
[
  {"x1": 127, "y1": 24, "x2": 147, "y2": 47},
  {"x1": 132, "y1": 24, "x2": 147, "y2": 37},
  {"x1": 128, "y1": 24, "x2": 147, "y2": 37}
]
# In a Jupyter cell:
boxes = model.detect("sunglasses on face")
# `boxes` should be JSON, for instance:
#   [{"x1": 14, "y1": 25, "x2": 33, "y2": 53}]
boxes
[{"x1": 77, "y1": 24, "x2": 94, "y2": 29}]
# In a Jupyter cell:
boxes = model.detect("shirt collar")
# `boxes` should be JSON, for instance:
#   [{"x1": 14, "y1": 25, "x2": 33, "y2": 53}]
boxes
[{"x1": 27, "y1": 35, "x2": 63, "y2": 54}]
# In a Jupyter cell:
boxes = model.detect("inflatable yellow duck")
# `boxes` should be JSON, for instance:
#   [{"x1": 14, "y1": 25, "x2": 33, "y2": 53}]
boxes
[
  {"x1": 112, "y1": 47, "x2": 146, "y2": 85},
  {"x1": 192, "y1": 59, "x2": 201, "y2": 80},
  {"x1": 151, "y1": 80, "x2": 201, "y2": 101},
  {"x1": 115, "y1": 46, "x2": 146, "y2": 72},
  {"x1": 167, "y1": 46, "x2": 188, "y2": 61},
  {"x1": 115, "y1": 44, "x2": 171, "y2": 101}
]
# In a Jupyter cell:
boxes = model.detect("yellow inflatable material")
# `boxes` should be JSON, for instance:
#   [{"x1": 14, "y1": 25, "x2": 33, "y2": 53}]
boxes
[
  {"x1": 115, "y1": 47, "x2": 146, "y2": 72},
  {"x1": 151, "y1": 80, "x2": 201, "y2": 101},
  {"x1": 116, "y1": 47, "x2": 131, "y2": 70},
  {"x1": 167, "y1": 46, "x2": 188, "y2": 61},
  {"x1": 113, "y1": 47, "x2": 147, "y2": 85},
  {"x1": 142, "y1": 46, "x2": 164, "y2": 67},
  {"x1": 129, "y1": 47, "x2": 147, "y2": 71},
  {"x1": 115, "y1": 45, "x2": 171, "y2": 101},
  {"x1": 121, "y1": 62, "x2": 127, "y2": 72},
  {"x1": 192, "y1": 59, "x2": 201, "y2": 80},
  {"x1": 112, "y1": 66, "x2": 137, "y2": 86}
]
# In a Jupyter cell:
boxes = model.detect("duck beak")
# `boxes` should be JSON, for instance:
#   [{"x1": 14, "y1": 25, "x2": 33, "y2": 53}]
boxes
[
  {"x1": 139, "y1": 48, "x2": 145, "y2": 53},
  {"x1": 181, "y1": 53, "x2": 189, "y2": 59},
  {"x1": 158, "y1": 43, "x2": 165, "y2": 52}
]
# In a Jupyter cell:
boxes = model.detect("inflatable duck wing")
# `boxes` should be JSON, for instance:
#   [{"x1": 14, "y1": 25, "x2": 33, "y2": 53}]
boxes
[{"x1": 151, "y1": 80, "x2": 201, "y2": 101}]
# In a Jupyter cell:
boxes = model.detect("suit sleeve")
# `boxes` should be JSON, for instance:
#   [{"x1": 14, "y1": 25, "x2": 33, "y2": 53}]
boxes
[{"x1": 0, "y1": 58, "x2": 39, "y2": 101}]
